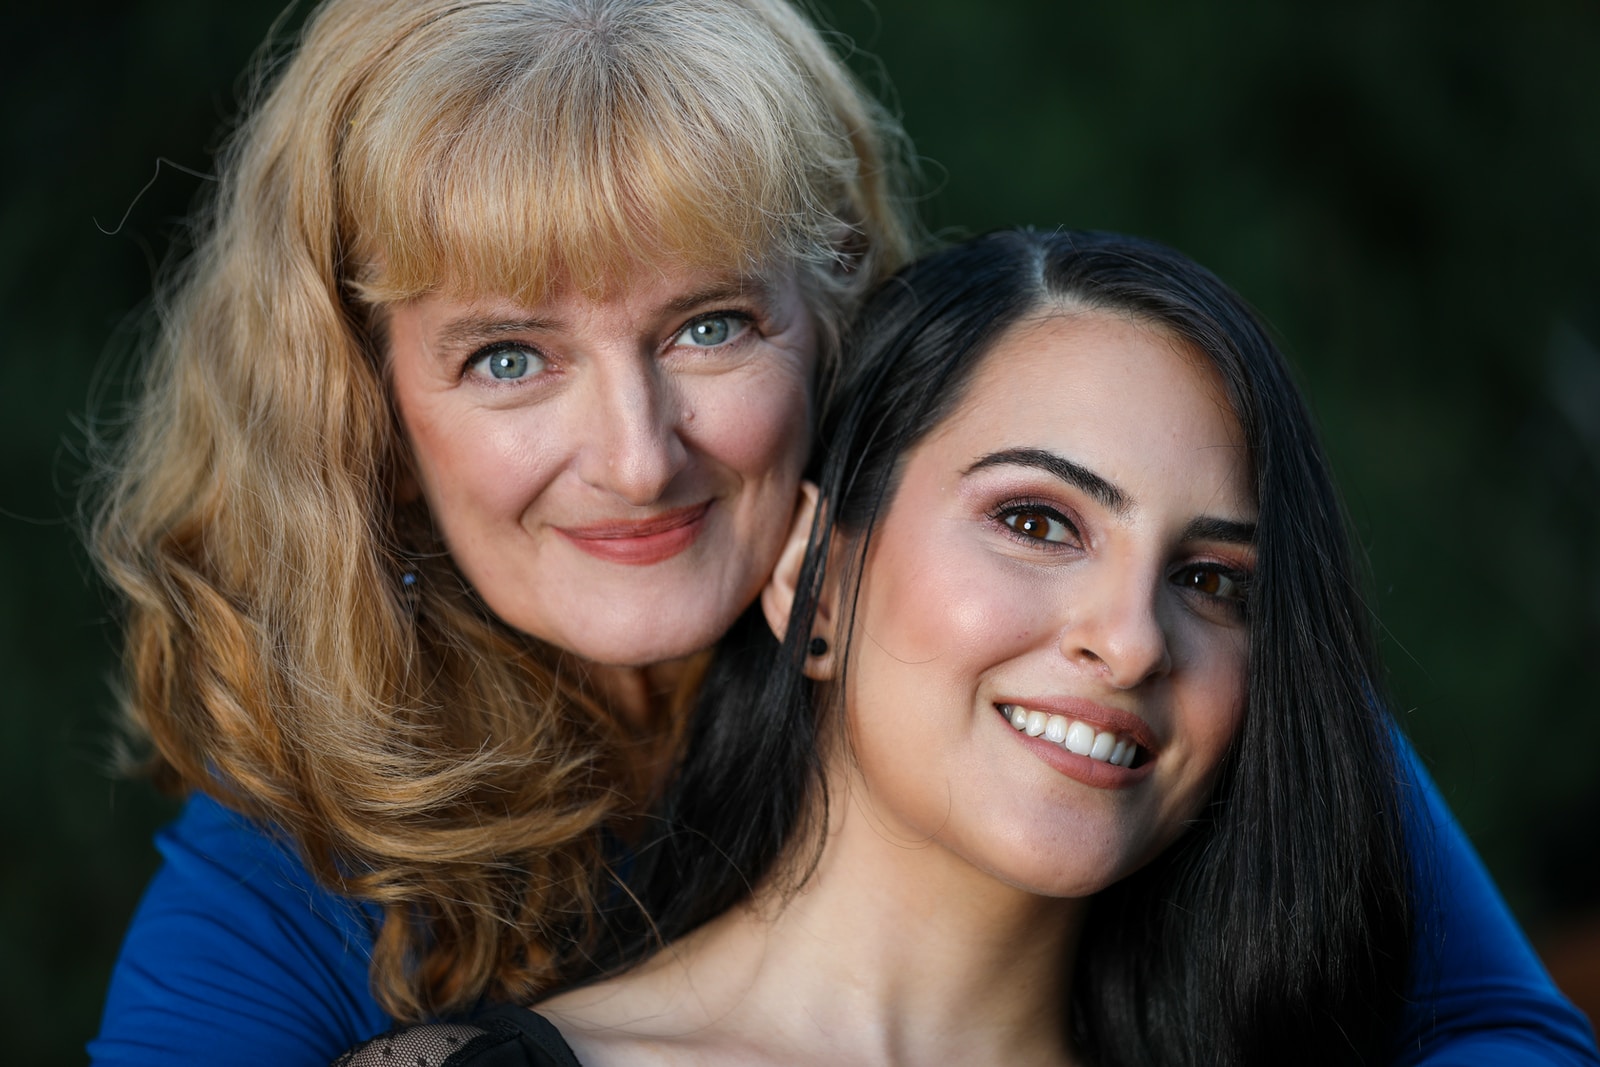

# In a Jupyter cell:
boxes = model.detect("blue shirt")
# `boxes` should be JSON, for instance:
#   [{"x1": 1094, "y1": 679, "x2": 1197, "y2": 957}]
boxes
[
  {"x1": 89, "y1": 745, "x2": 1599, "y2": 1065},
  {"x1": 89, "y1": 794, "x2": 389, "y2": 1064}
]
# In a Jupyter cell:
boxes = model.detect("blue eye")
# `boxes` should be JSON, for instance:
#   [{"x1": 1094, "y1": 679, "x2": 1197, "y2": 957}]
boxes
[
  {"x1": 468, "y1": 345, "x2": 545, "y2": 381},
  {"x1": 674, "y1": 314, "x2": 749, "y2": 348}
]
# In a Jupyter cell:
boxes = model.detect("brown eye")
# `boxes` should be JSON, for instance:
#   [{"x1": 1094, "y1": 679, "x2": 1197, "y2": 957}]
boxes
[
  {"x1": 1176, "y1": 565, "x2": 1248, "y2": 604},
  {"x1": 1001, "y1": 508, "x2": 1071, "y2": 543}
]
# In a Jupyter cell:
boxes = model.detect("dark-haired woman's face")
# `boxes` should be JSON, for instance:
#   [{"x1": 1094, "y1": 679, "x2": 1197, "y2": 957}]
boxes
[
  {"x1": 835, "y1": 310, "x2": 1255, "y2": 898},
  {"x1": 386, "y1": 260, "x2": 816, "y2": 671}
]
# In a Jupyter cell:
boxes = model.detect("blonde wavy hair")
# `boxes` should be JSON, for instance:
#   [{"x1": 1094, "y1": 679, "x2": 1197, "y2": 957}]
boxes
[{"x1": 91, "y1": 0, "x2": 916, "y2": 1020}]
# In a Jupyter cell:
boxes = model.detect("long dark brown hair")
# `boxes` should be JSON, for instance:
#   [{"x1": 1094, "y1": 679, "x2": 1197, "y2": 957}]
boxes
[{"x1": 622, "y1": 228, "x2": 1413, "y2": 1065}]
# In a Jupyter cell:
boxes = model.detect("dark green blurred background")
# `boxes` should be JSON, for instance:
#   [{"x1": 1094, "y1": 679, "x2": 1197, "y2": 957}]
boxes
[{"x1": 4, "y1": 1, "x2": 1597, "y2": 1061}]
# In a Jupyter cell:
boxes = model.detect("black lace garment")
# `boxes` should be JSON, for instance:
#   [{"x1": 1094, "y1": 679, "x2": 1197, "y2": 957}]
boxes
[{"x1": 332, "y1": 1005, "x2": 583, "y2": 1067}]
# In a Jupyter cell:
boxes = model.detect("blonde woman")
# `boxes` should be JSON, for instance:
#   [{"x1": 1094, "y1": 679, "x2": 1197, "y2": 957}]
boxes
[
  {"x1": 89, "y1": 2, "x2": 1591, "y2": 1065},
  {"x1": 89, "y1": 1, "x2": 911, "y2": 1063}
]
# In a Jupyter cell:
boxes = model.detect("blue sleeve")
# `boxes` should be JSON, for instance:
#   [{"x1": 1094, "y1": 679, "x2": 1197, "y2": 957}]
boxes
[
  {"x1": 1394, "y1": 739, "x2": 1600, "y2": 1065},
  {"x1": 88, "y1": 793, "x2": 393, "y2": 1066}
]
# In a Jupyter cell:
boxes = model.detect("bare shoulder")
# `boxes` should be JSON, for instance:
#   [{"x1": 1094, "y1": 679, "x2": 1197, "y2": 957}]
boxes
[
  {"x1": 537, "y1": 962, "x2": 701, "y2": 1046},
  {"x1": 535, "y1": 946, "x2": 754, "y2": 1065}
]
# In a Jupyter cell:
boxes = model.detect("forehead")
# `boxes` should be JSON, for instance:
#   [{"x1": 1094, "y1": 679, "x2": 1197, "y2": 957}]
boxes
[
  {"x1": 383, "y1": 257, "x2": 794, "y2": 339},
  {"x1": 926, "y1": 310, "x2": 1252, "y2": 510},
  {"x1": 336, "y1": 2, "x2": 841, "y2": 310}
]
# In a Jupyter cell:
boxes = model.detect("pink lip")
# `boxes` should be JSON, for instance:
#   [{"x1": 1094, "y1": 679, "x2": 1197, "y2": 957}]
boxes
[
  {"x1": 555, "y1": 502, "x2": 711, "y2": 566},
  {"x1": 994, "y1": 697, "x2": 1159, "y2": 790}
]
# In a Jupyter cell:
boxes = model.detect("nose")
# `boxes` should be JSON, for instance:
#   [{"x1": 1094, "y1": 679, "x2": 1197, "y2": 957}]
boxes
[
  {"x1": 575, "y1": 357, "x2": 689, "y2": 505},
  {"x1": 1058, "y1": 563, "x2": 1173, "y2": 689}
]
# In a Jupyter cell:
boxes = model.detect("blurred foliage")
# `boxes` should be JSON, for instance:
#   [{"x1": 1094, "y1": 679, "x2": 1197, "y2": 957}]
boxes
[{"x1": 2, "y1": 0, "x2": 1596, "y2": 1061}]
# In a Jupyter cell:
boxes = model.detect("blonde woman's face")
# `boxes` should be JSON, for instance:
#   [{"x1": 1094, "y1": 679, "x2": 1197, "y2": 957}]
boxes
[
  {"x1": 834, "y1": 311, "x2": 1254, "y2": 898},
  {"x1": 387, "y1": 261, "x2": 816, "y2": 668}
]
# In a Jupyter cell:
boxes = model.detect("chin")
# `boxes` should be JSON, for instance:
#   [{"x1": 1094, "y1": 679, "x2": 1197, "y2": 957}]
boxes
[
  {"x1": 586, "y1": 639, "x2": 712, "y2": 671},
  {"x1": 985, "y1": 857, "x2": 1131, "y2": 900},
  {"x1": 969, "y1": 827, "x2": 1169, "y2": 901},
  {"x1": 490, "y1": 577, "x2": 748, "y2": 669},
  {"x1": 562, "y1": 614, "x2": 727, "y2": 670}
]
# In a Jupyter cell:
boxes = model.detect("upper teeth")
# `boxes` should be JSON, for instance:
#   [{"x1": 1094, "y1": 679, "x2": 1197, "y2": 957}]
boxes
[{"x1": 999, "y1": 704, "x2": 1140, "y2": 768}]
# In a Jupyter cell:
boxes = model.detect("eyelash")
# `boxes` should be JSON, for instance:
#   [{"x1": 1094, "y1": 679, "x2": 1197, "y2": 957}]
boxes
[
  {"x1": 991, "y1": 501, "x2": 1082, "y2": 548},
  {"x1": 460, "y1": 308, "x2": 759, "y2": 384},
  {"x1": 464, "y1": 341, "x2": 546, "y2": 384},
  {"x1": 1171, "y1": 561, "x2": 1253, "y2": 619},
  {"x1": 672, "y1": 310, "x2": 755, "y2": 350},
  {"x1": 991, "y1": 500, "x2": 1252, "y2": 616}
]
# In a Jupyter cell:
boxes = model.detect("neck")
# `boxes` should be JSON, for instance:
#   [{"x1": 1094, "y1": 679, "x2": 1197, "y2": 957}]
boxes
[
  {"x1": 586, "y1": 654, "x2": 706, "y2": 803},
  {"x1": 588, "y1": 659, "x2": 688, "y2": 732},
  {"x1": 543, "y1": 775, "x2": 1086, "y2": 1067}
]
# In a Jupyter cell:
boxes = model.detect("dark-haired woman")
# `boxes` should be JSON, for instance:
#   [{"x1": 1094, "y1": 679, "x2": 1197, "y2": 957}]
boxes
[{"x1": 339, "y1": 230, "x2": 1599, "y2": 1066}]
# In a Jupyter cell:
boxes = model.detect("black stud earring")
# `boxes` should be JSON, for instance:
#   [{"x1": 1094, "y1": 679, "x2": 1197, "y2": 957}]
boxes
[{"x1": 808, "y1": 636, "x2": 829, "y2": 658}]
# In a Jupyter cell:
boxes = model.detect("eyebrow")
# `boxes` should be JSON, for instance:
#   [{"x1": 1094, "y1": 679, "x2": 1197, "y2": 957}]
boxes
[
  {"x1": 1181, "y1": 515, "x2": 1257, "y2": 546},
  {"x1": 963, "y1": 446, "x2": 1257, "y2": 545},
  {"x1": 433, "y1": 315, "x2": 555, "y2": 353},
  {"x1": 660, "y1": 278, "x2": 772, "y2": 315},
  {"x1": 965, "y1": 447, "x2": 1131, "y2": 515},
  {"x1": 427, "y1": 278, "x2": 773, "y2": 355}
]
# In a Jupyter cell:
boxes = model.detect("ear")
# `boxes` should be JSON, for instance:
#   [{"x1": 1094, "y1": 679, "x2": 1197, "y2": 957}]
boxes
[{"x1": 761, "y1": 481, "x2": 839, "y2": 681}]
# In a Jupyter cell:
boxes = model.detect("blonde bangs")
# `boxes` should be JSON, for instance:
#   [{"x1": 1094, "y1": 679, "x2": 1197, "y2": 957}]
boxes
[{"x1": 341, "y1": 0, "x2": 855, "y2": 305}]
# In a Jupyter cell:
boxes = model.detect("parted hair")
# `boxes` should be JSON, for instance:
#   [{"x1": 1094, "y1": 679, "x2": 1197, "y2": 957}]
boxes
[
  {"x1": 630, "y1": 229, "x2": 1414, "y2": 1064},
  {"x1": 90, "y1": 0, "x2": 915, "y2": 1020}
]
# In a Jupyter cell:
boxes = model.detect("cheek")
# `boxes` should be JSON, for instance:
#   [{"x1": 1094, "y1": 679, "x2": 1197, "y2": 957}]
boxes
[
  {"x1": 1177, "y1": 629, "x2": 1250, "y2": 787},
  {"x1": 687, "y1": 367, "x2": 812, "y2": 483},
  {"x1": 1205, "y1": 631, "x2": 1250, "y2": 735},
  {"x1": 859, "y1": 524, "x2": 1051, "y2": 670},
  {"x1": 402, "y1": 405, "x2": 563, "y2": 523}
]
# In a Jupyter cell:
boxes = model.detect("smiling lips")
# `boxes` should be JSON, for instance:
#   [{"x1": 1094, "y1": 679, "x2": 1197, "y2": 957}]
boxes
[
  {"x1": 555, "y1": 502, "x2": 711, "y2": 565},
  {"x1": 997, "y1": 700, "x2": 1157, "y2": 786}
]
